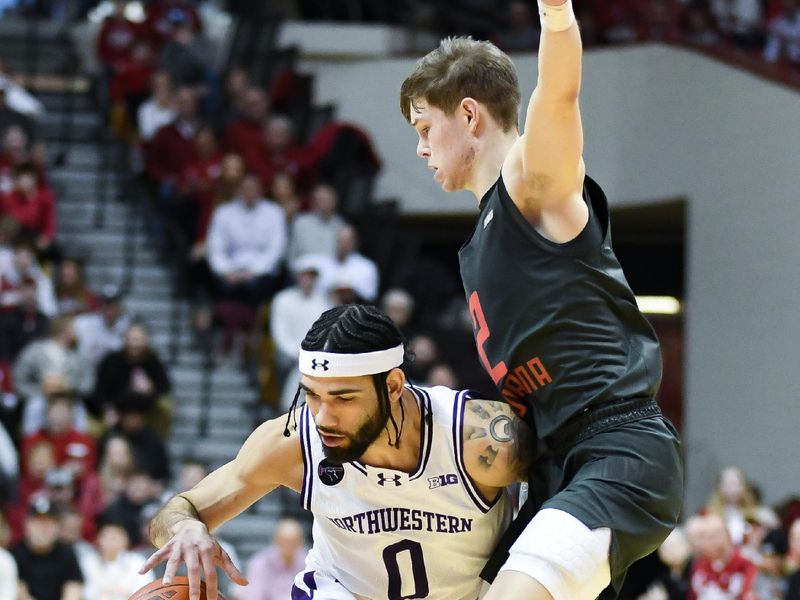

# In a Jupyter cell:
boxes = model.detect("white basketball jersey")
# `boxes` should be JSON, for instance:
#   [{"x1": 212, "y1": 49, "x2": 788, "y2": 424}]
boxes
[{"x1": 297, "y1": 386, "x2": 512, "y2": 600}]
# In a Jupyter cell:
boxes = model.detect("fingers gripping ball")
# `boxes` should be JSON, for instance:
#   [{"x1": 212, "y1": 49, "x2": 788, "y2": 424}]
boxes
[{"x1": 128, "y1": 576, "x2": 228, "y2": 600}]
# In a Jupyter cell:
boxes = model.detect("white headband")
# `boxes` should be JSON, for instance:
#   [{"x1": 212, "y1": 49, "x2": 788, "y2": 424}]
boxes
[{"x1": 298, "y1": 344, "x2": 404, "y2": 378}]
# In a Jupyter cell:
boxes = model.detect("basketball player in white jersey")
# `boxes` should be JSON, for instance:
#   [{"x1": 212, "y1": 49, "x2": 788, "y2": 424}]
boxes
[{"x1": 141, "y1": 304, "x2": 532, "y2": 600}]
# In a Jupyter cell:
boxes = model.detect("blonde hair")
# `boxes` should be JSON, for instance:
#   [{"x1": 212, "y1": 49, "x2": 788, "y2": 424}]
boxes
[
  {"x1": 400, "y1": 37, "x2": 521, "y2": 132},
  {"x1": 706, "y1": 465, "x2": 759, "y2": 521}
]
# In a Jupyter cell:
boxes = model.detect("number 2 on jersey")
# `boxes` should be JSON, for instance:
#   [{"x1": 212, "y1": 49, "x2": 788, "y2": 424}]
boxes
[
  {"x1": 383, "y1": 539, "x2": 429, "y2": 599},
  {"x1": 469, "y1": 291, "x2": 508, "y2": 384}
]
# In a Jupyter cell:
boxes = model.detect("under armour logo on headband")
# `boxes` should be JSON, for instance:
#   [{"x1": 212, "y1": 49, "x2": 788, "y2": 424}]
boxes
[{"x1": 311, "y1": 359, "x2": 330, "y2": 372}]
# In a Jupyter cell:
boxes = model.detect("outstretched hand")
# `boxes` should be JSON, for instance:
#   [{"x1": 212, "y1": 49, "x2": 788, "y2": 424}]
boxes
[{"x1": 139, "y1": 520, "x2": 248, "y2": 600}]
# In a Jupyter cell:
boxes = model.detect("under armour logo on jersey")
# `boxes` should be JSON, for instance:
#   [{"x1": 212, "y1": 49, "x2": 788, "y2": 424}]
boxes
[
  {"x1": 377, "y1": 473, "x2": 402, "y2": 487},
  {"x1": 311, "y1": 359, "x2": 330, "y2": 372},
  {"x1": 483, "y1": 209, "x2": 494, "y2": 229}
]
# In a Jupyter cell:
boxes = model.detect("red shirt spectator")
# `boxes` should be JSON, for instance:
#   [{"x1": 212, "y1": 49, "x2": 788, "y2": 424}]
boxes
[
  {"x1": 96, "y1": 1, "x2": 141, "y2": 70},
  {"x1": 251, "y1": 115, "x2": 310, "y2": 188},
  {"x1": 0, "y1": 124, "x2": 29, "y2": 194},
  {"x1": 109, "y1": 42, "x2": 155, "y2": 104},
  {"x1": 145, "y1": 88, "x2": 200, "y2": 185},
  {"x1": 223, "y1": 87, "x2": 270, "y2": 172},
  {"x1": 689, "y1": 514, "x2": 759, "y2": 600},
  {"x1": 180, "y1": 125, "x2": 222, "y2": 240},
  {"x1": 1, "y1": 164, "x2": 56, "y2": 245},
  {"x1": 143, "y1": 0, "x2": 202, "y2": 50}
]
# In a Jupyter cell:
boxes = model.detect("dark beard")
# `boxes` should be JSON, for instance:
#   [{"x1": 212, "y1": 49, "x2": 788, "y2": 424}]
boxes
[{"x1": 318, "y1": 404, "x2": 390, "y2": 465}]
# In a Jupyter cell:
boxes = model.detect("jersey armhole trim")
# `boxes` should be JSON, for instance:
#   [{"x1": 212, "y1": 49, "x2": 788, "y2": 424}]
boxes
[
  {"x1": 452, "y1": 390, "x2": 501, "y2": 514},
  {"x1": 299, "y1": 405, "x2": 313, "y2": 511}
]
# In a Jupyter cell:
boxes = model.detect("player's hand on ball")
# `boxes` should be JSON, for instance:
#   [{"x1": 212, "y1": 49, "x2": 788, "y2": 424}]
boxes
[{"x1": 139, "y1": 520, "x2": 248, "y2": 600}]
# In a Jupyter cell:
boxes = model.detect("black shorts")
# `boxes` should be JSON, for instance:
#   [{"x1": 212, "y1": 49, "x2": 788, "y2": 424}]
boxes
[{"x1": 482, "y1": 398, "x2": 684, "y2": 599}]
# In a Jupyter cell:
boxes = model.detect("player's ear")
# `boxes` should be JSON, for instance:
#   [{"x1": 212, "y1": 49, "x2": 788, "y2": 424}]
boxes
[
  {"x1": 386, "y1": 368, "x2": 406, "y2": 402},
  {"x1": 461, "y1": 98, "x2": 480, "y2": 133}
]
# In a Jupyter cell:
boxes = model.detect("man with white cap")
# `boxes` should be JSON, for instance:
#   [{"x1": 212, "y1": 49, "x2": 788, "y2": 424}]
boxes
[{"x1": 143, "y1": 304, "x2": 532, "y2": 600}]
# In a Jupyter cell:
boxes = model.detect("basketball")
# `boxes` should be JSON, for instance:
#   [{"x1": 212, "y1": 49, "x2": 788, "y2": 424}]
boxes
[{"x1": 129, "y1": 577, "x2": 227, "y2": 600}]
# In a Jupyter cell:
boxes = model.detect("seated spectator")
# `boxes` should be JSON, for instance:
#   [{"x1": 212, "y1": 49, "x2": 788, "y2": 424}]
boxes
[
  {"x1": 16, "y1": 439, "x2": 56, "y2": 509},
  {"x1": 753, "y1": 528, "x2": 789, "y2": 600},
  {"x1": 0, "y1": 236, "x2": 57, "y2": 317},
  {"x1": 380, "y1": 288, "x2": 416, "y2": 339},
  {"x1": 683, "y1": 0, "x2": 723, "y2": 46},
  {"x1": 207, "y1": 173, "x2": 287, "y2": 307},
  {"x1": 143, "y1": 0, "x2": 203, "y2": 51},
  {"x1": 317, "y1": 224, "x2": 379, "y2": 302},
  {"x1": 243, "y1": 518, "x2": 307, "y2": 600},
  {"x1": 648, "y1": 526, "x2": 693, "y2": 600},
  {"x1": 216, "y1": 66, "x2": 251, "y2": 128},
  {"x1": 106, "y1": 399, "x2": 170, "y2": 486},
  {"x1": 223, "y1": 87, "x2": 270, "y2": 172},
  {"x1": 0, "y1": 514, "x2": 16, "y2": 600},
  {"x1": 20, "y1": 373, "x2": 92, "y2": 437},
  {"x1": 287, "y1": 183, "x2": 345, "y2": 263},
  {"x1": 53, "y1": 257, "x2": 99, "y2": 317},
  {"x1": 98, "y1": 469, "x2": 160, "y2": 547},
  {"x1": 689, "y1": 513, "x2": 758, "y2": 599},
  {"x1": 79, "y1": 520, "x2": 154, "y2": 600},
  {"x1": 0, "y1": 125, "x2": 30, "y2": 194},
  {"x1": 711, "y1": 0, "x2": 764, "y2": 49},
  {"x1": 137, "y1": 70, "x2": 177, "y2": 143},
  {"x1": 404, "y1": 334, "x2": 440, "y2": 384},
  {"x1": 58, "y1": 505, "x2": 94, "y2": 562},
  {"x1": 13, "y1": 315, "x2": 94, "y2": 404},
  {"x1": 157, "y1": 13, "x2": 214, "y2": 92},
  {"x1": 11, "y1": 496, "x2": 83, "y2": 600},
  {"x1": 96, "y1": 0, "x2": 141, "y2": 73},
  {"x1": 491, "y1": 0, "x2": 540, "y2": 52},
  {"x1": 271, "y1": 171, "x2": 302, "y2": 223},
  {"x1": 252, "y1": 115, "x2": 309, "y2": 188},
  {"x1": 270, "y1": 255, "x2": 332, "y2": 409},
  {"x1": 93, "y1": 323, "x2": 172, "y2": 436},
  {"x1": 425, "y1": 363, "x2": 459, "y2": 388},
  {"x1": 73, "y1": 286, "x2": 132, "y2": 367},
  {"x1": 640, "y1": 0, "x2": 682, "y2": 42},
  {"x1": 178, "y1": 124, "x2": 222, "y2": 247},
  {"x1": 145, "y1": 87, "x2": 200, "y2": 200},
  {"x1": 109, "y1": 41, "x2": 156, "y2": 139},
  {"x1": 705, "y1": 465, "x2": 761, "y2": 546},
  {"x1": 21, "y1": 393, "x2": 96, "y2": 485},
  {"x1": 1, "y1": 163, "x2": 56, "y2": 255},
  {"x1": 0, "y1": 276, "x2": 49, "y2": 362},
  {"x1": 764, "y1": 0, "x2": 800, "y2": 64},
  {"x1": 97, "y1": 434, "x2": 135, "y2": 507},
  {"x1": 40, "y1": 466, "x2": 102, "y2": 543}
]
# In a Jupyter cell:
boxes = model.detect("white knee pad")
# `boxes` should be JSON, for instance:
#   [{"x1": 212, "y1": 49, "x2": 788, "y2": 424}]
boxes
[{"x1": 500, "y1": 508, "x2": 612, "y2": 600}]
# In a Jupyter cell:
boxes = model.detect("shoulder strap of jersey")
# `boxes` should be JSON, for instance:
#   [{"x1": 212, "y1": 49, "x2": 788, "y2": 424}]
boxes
[{"x1": 299, "y1": 405, "x2": 314, "y2": 511}]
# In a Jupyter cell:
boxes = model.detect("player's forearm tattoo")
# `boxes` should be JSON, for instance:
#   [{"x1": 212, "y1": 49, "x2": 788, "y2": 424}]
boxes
[
  {"x1": 149, "y1": 494, "x2": 202, "y2": 548},
  {"x1": 467, "y1": 400, "x2": 532, "y2": 479}
]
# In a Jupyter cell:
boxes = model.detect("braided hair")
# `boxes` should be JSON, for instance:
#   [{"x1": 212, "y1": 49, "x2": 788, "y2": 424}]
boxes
[{"x1": 284, "y1": 304, "x2": 408, "y2": 447}]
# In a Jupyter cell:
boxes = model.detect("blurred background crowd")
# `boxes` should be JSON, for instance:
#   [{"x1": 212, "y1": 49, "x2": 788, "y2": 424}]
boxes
[{"x1": 0, "y1": 0, "x2": 797, "y2": 599}]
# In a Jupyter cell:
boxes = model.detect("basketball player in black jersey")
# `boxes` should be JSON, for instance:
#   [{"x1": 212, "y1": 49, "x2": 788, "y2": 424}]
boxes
[{"x1": 400, "y1": 1, "x2": 684, "y2": 599}]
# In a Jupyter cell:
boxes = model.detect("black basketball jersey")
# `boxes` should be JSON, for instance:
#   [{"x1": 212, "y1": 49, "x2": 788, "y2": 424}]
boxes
[{"x1": 458, "y1": 174, "x2": 662, "y2": 438}]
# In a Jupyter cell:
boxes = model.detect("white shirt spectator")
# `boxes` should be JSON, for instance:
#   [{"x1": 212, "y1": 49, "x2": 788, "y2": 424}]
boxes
[
  {"x1": 207, "y1": 198, "x2": 287, "y2": 277},
  {"x1": 270, "y1": 283, "x2": 332, "y2": 360},
  {"x1": 288, "y1": 212, "x2": 345, "y2": 263},
  {"x1": 0, "y1": 547, "x2": 17, "y2": 600},
  {"x1": 317, "y1": 252, "x2": 379, "y2": 303},
  {"x1": 137, "y1": 98, "x2": 177, "y2": 142},
  {"x1": 711, "y1": 0, "x2": 762, "y2": 35},
  {"x1": 13, "y1": 338, "x2": 95, "y2": 399},
  {"x1": 0, "y1": 247, "x2": 58, "y2": 317},
  {"x1": 0, "y1": 76, "x2": 44, "y2": 119},
  {"x1": 0, "y1": 421, "x2": 18, "y2": 484},
  {"x1": 764, "y1": 9, "x2": 800, "y2": 63},
  {"x1": 79, "y1": 548, "x2": 154, "y2": 600},
  {"x1": 73, "y1": 312, "x2": 132, "y2": 366}
]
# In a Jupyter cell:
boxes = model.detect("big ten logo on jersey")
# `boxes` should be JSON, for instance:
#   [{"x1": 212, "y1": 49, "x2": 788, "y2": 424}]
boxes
[{"x1": 428, "y1": 474, "x2": 458, "y2": 489}]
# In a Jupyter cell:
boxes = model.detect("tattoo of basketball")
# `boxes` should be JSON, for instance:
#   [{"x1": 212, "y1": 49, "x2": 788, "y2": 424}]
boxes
[
  {"x1": 489, "y1": 415, "x2": 514, "y2": 443},
  {"x1": 478, "y1": 445, "x2": 500, "y2": 468}
]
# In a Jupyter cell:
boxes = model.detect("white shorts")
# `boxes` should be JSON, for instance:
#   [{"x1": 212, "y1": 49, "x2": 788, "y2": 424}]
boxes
[
  {"x1": 291, "y1": 569, "x2": 356, "y2": 600},
  {"x1": 499, "y1": 508, "x2": 612, "y2": 600}
]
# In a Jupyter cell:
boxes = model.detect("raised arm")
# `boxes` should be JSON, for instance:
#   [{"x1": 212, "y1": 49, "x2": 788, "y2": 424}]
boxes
[
  {"x1": 462, "y1": 399, "x2": 533, "y2": 497},
  {"x1": 142, "y1": 415, "x2": 304, "y2": 600},
  {"x1": 510, "y1": 0, "x2": 587, "y2": 240}
]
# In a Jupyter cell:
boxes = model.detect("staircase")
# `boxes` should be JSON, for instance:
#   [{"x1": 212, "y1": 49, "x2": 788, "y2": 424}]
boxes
[{"x1": 1, "y1": 17, "x2": 286, "y2": 561}]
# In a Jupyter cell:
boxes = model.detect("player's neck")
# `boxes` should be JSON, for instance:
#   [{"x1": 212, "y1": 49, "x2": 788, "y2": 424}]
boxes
[
  {"x1": 467, "y1": 128, "x2": 519, "y2": 201},
  {"x1": 359, "y1": 388, "x2": 422, "y2": 473}
]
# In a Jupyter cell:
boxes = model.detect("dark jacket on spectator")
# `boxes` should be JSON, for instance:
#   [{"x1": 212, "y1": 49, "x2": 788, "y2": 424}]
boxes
[
  {"x1": 146, "y1": 121, "x2": 198, "y2": 184},
  {"x1": 93, "y1": 349, "x2": 171, "y2": 413}
]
